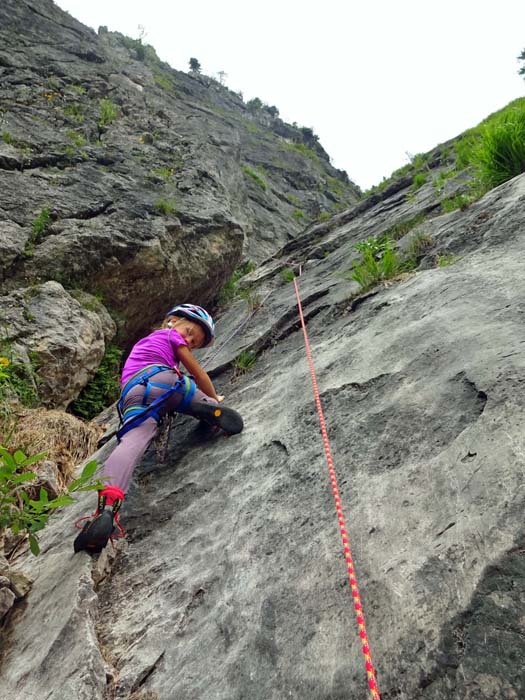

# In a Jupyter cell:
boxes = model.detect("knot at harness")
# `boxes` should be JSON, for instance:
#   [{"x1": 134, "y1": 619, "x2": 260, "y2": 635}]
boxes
[{"x1": 116, "y1": 364, "x2": 196, "y2": 441}]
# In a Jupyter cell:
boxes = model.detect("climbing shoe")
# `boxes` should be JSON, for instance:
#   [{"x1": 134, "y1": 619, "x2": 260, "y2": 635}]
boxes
[
  {"x1": 192, "y1": 403, "x2": 244, "y2": 435},
  {"x1": 73, "y1": 486, "x2": 125, "y2": 554}
]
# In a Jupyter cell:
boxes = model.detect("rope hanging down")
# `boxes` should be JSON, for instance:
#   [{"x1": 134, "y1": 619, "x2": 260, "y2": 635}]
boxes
[{"x1": 293, "y1": 277, "x2": 381, "y2": 700}]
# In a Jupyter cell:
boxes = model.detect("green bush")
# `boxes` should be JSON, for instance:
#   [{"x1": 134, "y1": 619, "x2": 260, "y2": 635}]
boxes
[
  {"x1": 217, "y1": 261, "x2": 257, "y2": 306},
  {"x1": 281, "y1": 268, "x2": 295, "y2": 283},
  {"x1": 121, "y1": 36, "x2": 146, "y2": 60},
  {"x1": 454, "y1": 99, "x2": 525, "y2": 190},
  {"x1": 0, "y1": 449, "x2": 104, "y2": 555},
  {"x1": 292, "y1": 208, "x2": 305, "y2": 221},
  {"x1": 0, "y1": 353, "x2": 38, "y2": 410},
  {"x1": 241, "y1": 165, "x2": 267, "y2": 191},
  {"x1": 63, "y1": 104, "x2": 84, "y2": 123},
  {"x1": 411, "y1": 173, "x2": 427, "y2": 190},
  {"x1": 344, "y1": 237, "x2": 402, "y2": 291},
  {"x1": 25, "y1": 207, "x2": 51, "y2": 256},
  {"x1": 155, "y1": 198, "x2": 177, "y2": 215},
  {"x1": 441, "y1": 194, "x2": 471, "y2": 212},
  {"x1": 67, "y1": 130, "x2": 86, "y2": 147},
  {"x1": 98, "y1": 98, "x2": 119, "y2": 127},
  {"x1": 149, "y1": 167, "x2": 174, "y2": 181},
  {"x1": 233, "y1": 350, "x2": 256, "y2": 373},
  {"x1": 69, "y1": 345, "x2": 122, "y2": 420},
  {"x1": 284, "y1": 141, "x2": 319, "y2": 164},
  {"x1": 470, "y1": 106, "x2": 525, "y2": 188}
]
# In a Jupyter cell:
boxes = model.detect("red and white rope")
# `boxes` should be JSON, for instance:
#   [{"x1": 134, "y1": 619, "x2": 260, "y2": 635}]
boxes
[{"x1": 293, "y1": 277, "x2": 380, "y2": 700}]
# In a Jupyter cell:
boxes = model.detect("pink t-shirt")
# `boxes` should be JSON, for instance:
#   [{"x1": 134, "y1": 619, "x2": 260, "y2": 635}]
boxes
[{"x1": 121, "y1": 328, "x2": 188, "y2": 386}]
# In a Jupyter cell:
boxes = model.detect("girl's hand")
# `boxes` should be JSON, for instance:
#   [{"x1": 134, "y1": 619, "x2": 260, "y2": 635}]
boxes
[{"x1": 216, "y1": 395, "x2": 225, "y2": 403}]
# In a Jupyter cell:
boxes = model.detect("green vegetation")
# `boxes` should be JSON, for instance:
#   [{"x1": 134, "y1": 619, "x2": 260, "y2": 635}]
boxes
[
  {"x1": 406, "y1": 232, "x2": 434, "y2": 261},
  {"x1": 63, "y1": 104, "x2": 84, "y2": 123},
  {"x1": 411, "y1": 173, "x2": 427, "y2": 191},
  {"x1": 454, "y1": 98, "x2": 525, "y2": 191},
  {"x1": 69, "y1": 84, "x2": 86, "y2": 95},
  {"x1": 281, "y1": 267, "x2": 295, "y2": 283},
  {"x1": 240, "y1": 289, "x2": 262, "y2": 311},
  {"x1": 341, "y1": 237, "x2": 407, "y2": 291},
  {"x1": 189, "y1": 57, "x2": 201, "y2": 73},
  {"x1": 381, "y1": 213, "x2": 427, "y2": 241},
  {"x1": 437, "y1": 253, "x2": 461, "y2": 267},
  {"x1": 0, "y1": 352, "x2": 38, "y2": 413},
  {"x1": 155, "y1": 197, "x2": 177, "y2": 215},
  {"x1": 121, "y1": 36, "x2": 146, "y2": 60},
  {"x1": 25, "y1": 207, "x2": 51, "y2": 256},
  {"x1": 98, "y1": 98, "x2": 119, "y2": 127},
  {"x1": 441, "y1": 194, "x2": 471, "y2": 212},
  {"x1": 154, "y1": 74, "x2": 173, "y2": 90},
  {"x1": 284, "y1": 141, "x2": 319, "y2": 164},
  {"x1": 432, "y1": 168, "x2": 456, "y2": 191},
  {"x1": 217, "y1": 261, "x2": 257, "y2": 306},
  {"x1": 149, "y1": 166, "x2": 174, "y2": 181},
  {"x1": 241, "y1": 165, "x2": 267, "y2": 191},
  {"x1": 292, "y1": 208, "x2": 305, "y2": 221},
  {"x1": 318, "y1": 211, "x2": 332, "y2": 222},
  {"x1": 69, "y1": 345, "x2": 122, "y2": 421},
  {"x1": 2, "y1": 131, "x2": 15, "y2": 145},
  {"x1": 67, "y1": 130, "x2": 86, "y2": 147},
  {"x1": 245, "y1": 121, "x2": 262, "y2": 134},
  {"x1": 233, "y1": 350, "x2": 256, "y2": 374},
  {"x1": 246, "y1": 97, "x2": 263, "y2": 113},
  {"x1": 326, "y1": 176, "x2": 349, "y2": 198},
  {"x1": 0, "y1": 450, "x2": 104, "y2": 555},
  {"x1": 32, "y1": 207, "x2": 51, "y2": 241}
]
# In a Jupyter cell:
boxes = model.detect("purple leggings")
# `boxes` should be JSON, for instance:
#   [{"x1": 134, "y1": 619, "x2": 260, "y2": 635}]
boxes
[{"x1": 101, "y1": 369, "x2": 217, "y2": 493}]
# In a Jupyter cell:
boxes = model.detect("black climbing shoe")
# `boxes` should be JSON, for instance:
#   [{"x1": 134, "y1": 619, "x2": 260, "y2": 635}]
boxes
[
  {"x1": 74, "y1": 509, "x2": 115, "y2": 554},
  {"x1": 192, "y1": 404, "x2": 244, "y2": 435},
  {"x1": 73, "y1": 490, "x2": 125, "y2": 554}
]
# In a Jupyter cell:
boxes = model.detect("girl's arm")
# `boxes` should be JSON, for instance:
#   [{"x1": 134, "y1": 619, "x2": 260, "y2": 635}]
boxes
[{"x1": 176, "y1": 345, "x2": 222, "y2": 402}]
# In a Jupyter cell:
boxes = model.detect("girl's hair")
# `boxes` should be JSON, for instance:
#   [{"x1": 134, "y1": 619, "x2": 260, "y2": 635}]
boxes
[
  {"x1": 152, "y1": 314, "x2": 180, "y2": 331},
  {"x1": 160, "y1": 314, "x2": 180, "y2": 330}
]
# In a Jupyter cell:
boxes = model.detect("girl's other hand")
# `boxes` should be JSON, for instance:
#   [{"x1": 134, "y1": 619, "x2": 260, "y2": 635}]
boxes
[{"x1": 216, "y1": 395, "x2": 225, "y2": 403}]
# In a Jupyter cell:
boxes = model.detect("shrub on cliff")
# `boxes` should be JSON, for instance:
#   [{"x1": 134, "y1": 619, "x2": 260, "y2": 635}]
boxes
[
  {"x1": 0, "y1": 449, "x2": 103, "y2": 555},
  {"x1": 455, "y1": 99, "x2": 525, "y2": 190}
]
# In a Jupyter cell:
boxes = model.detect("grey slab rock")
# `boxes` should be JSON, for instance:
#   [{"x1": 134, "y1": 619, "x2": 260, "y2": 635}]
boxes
[{"x1": 1, "y1": 174, "x2": 524, "y2": 699}]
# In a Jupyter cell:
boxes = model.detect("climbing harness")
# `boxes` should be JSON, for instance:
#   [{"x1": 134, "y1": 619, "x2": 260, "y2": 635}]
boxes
[
  {"x1": 293, "y1": 276, "x2": 381, "y2": 700},
  {"x1": 98, "y1": 295, "x2": 271, "y2": 449},
  {"x1": 116, "y1": 364, "x2": 195, "y2": 441}
]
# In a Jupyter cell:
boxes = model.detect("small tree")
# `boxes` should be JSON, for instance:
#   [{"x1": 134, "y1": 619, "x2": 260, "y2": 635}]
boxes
[
  {"x1": 189, "y1": 57, "x2": 201, "y2": 73},
  {"x1": 246, "y1": 97, "x2": 263, "y2": 113},
  {"x1": 217, "y1": 70, "x2": 227, "y2": 85},
  {"x1": 265, "y1": 105, "x2": 279, "y2": 118}
]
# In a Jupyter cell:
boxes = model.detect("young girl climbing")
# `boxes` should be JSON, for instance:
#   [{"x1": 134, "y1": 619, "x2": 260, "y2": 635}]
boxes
[{"x1": 74, "y1": 303, "x2": 243, "y2": 554}]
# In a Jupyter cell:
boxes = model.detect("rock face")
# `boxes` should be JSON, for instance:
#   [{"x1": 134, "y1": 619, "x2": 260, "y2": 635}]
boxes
[
  {"x1": 2, "y1": 144, "x2": 525, "y2": 700},
  {"x1": 0, "y1": 0, "x2": 360, "y2": 369},
  {"x1": 0, "y1": 280, "x2": 115, "y2": 407}
]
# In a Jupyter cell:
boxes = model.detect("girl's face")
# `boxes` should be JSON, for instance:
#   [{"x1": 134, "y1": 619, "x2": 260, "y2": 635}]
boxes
[{"x1": 171, "y1": 318, "x2": 205, "y2": 350}]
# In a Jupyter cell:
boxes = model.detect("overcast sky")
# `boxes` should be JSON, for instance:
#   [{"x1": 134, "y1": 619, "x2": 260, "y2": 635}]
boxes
[{"x1": 55, "y1": 0, "x2": 525, "y2": 190}]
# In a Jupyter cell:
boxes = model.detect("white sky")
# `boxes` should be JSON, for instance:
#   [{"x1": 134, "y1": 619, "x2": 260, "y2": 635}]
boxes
[{"x1": 55, "y1": 0, "x2": 525, "y2": 189}]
